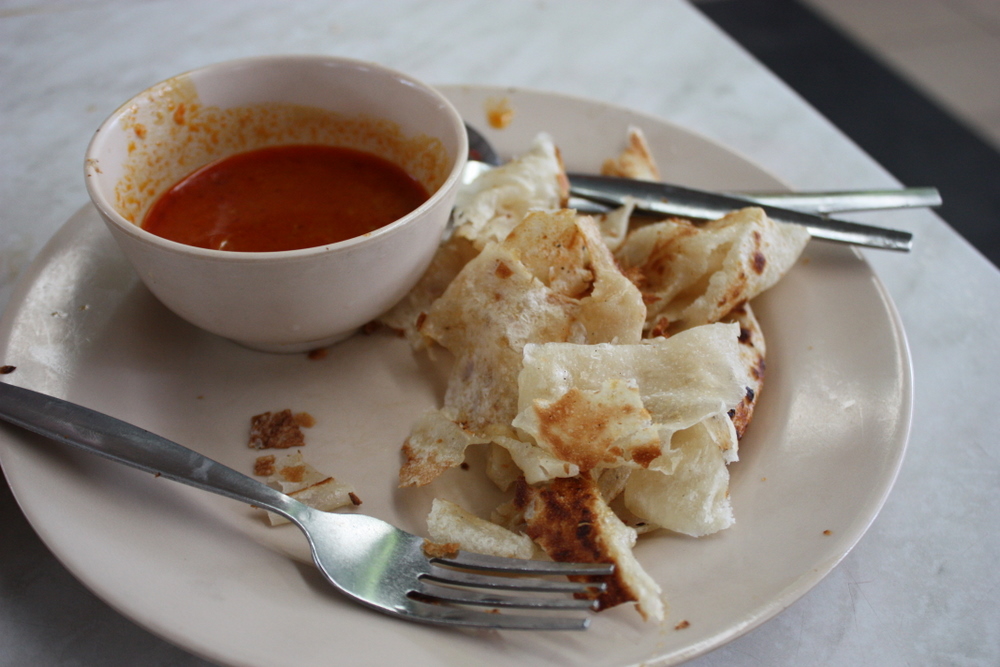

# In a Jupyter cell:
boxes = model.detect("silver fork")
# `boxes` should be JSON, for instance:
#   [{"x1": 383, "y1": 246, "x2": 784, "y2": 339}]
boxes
[{"x1": 0, "y1": 382, "x2": 613, "y2": 631}]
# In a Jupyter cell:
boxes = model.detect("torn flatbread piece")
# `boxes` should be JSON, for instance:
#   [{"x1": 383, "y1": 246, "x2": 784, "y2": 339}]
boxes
[
  {"x1": 491, "y1": 433, "x2": 581, "y2": 485},
  {"x1": 569, "y1": 215, "x2": 646, "y2": 346},
  {"x1": 511, "y1": 323, "x2": 750, "y2": 480},
  {"x1": 588, "y1": 198, "x2": 635, "y2": 252},
  {"x1": 601, "y1": 126, "x2": 660, "y2": 181},
  {"x1": 623, "y1": 414, "x2": 737, "y2": 537},
  {"x1": 260, "y1": 451, "x2": 357, "y2": 526},
  {"x1": 427, "y1": 498, "x2": 535, "y2": 559},
  {"x1": 484, "y1": 442, "x2": 522, "y2": 492},
  {"x1": 515, "y1": 475, "x2": 664, "y2": 621},
  {"x1": 400, "y1": 211, "x2": 645, "y2": 487},
  {"x1": 422, "y1": 210, "x2": 644, "y2": 433},
  {"x1": 421, "y1": 240, "x2": 576, "y2": 432},
  {"x1": 452, "y1": 134, "x2": 569, "y2": 248},
  {"x1": 399, "y1": 407, "x2": 492, "y2": 487},
  {"x1": 377, "y1": 235, "x2": 479, "y2": 348},
  {"x1": 615, "y1": 207, "x2": 809, "y2": 335}
]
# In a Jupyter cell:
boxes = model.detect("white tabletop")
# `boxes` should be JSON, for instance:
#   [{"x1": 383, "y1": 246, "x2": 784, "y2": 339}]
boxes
[{"x1": 1, "y1": 1, "x2": 998, "y2": 665}]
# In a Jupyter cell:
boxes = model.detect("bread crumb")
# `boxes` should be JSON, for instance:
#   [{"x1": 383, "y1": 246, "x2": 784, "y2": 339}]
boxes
[
  {"x1": 675, "y1": 620, "x2": 690, "y2": 630},
  {"x1": 823, "y1": 529, "x2": 832, "y2": 536},
  {"x1": 422, "y1": 540, "x2": 460, "y2": 559},
  {"x1": 349, "y1": 492, "x2": 362, "y2": 506},
  {"x1": 249, "y1": 409, "x2": 308, "y2": 449},
  {"x1": 0, "y1": 365, "x2": 15, "y2": 374},
  {"x1": 254, "y1": 455, "x2": 276, "y2": 476}
]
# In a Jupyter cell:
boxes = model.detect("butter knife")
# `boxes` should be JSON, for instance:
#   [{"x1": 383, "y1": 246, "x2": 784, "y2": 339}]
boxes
[{"x1": 568, "y1": 174, "x2": 915, "y2": 251}]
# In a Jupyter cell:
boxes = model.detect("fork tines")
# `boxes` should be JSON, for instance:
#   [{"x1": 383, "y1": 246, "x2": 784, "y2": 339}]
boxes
[
  {"x1": 433, "y1": 550, "x2": 617, "y2": 577},
  {"x1": 423, "y1": 566, "x2": 605, "y2": 594},
  {"x1": 408, "y1": 550, "x2": 615, "y2": 631},
  {"x1": 406, "y1": 598, "x2": 596, "y2": 631}
]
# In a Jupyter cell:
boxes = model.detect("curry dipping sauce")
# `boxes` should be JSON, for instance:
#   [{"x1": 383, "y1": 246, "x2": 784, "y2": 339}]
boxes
[{"x1": 142, "y1": 145, "x2": 430, "y2": 252}]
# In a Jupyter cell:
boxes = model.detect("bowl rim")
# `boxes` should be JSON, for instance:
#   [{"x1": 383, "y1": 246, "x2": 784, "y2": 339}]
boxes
[{"x1": 83, "y1": 54, "x2": 468, "y2": 262}]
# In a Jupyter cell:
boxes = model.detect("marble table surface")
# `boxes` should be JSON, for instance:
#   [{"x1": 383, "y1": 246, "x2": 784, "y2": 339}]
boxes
[{"x1": 1, "y1": 1, "x2": 997, "y2": 665}]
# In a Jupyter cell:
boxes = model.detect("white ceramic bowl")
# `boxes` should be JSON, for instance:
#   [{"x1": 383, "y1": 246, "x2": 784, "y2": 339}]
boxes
[{"x1": 85, "y1": 55, "x2": 467, "y2": 352}]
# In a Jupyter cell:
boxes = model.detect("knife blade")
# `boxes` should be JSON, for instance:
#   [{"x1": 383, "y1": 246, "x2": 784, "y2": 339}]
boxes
[
  {"x1": 567, "y1": 174, "x2": 914, "y2": 251},
  {"x1": 735, "y1": 188, "x2": 940, "y2": 214}
]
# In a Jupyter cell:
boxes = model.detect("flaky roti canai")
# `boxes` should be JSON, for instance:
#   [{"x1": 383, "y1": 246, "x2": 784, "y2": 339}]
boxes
[{"x1": 380, "y1": 128, "x2": 809, "y2": 620}]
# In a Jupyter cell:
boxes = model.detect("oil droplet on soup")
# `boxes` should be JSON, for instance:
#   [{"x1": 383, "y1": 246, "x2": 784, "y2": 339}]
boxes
[{"x1": 142, "y1": 145, "x2": 429, "y2": 252}]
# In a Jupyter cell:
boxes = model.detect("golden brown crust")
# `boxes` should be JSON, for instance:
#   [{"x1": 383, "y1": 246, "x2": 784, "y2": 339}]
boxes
[
  {"x1": 515, "y1": 476, "x2": 635, "y2": 612},
  {"x1": 723, "y1": 302, "x2": 766, "y2": 439},
  {"x1": 287, "y1": 476, "x2": 336, "y2": 496},
  {"x1": 532, "y1": 388, "x2": 657, "y2": 472},
  {"x1": 278, "y1": 464, "x2": 308, "y2": 484}
]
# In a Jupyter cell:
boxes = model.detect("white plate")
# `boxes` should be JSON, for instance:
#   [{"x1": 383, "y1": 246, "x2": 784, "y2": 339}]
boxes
[{"x1": 0, "y1": 86, "x2": 912, "y2": 667}]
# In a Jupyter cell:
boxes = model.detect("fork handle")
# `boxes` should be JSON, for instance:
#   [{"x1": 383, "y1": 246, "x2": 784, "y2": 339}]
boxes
[{"x1": 0, "y1": 382, "x2": 302, "y2": 522}]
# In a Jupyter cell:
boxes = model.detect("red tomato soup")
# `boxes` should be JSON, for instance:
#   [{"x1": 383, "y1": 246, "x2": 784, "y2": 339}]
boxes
[{"x1": 142, "y1": 145, "x2": 430, "y2": 252}]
